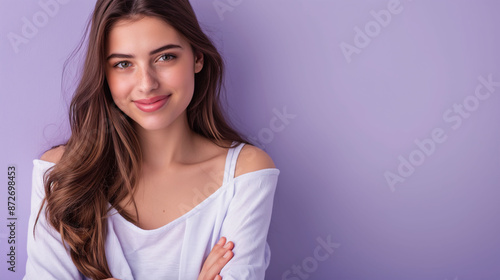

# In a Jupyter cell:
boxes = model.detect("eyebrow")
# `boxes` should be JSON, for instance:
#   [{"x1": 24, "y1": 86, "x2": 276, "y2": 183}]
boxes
[{"x1": 106, "y1": 44, "x2": 182, "y2": 60}]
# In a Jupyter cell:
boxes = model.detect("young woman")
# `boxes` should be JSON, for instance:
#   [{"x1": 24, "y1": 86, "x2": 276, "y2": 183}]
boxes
[{"x1": 24, "y1": 0, "x2": 280, "y2": 279}]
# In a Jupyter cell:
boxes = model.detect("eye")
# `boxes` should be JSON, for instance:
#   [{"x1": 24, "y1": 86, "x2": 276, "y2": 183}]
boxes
[
  {"x1": 114, "y1": 61, "x2": 131, "y2": 69},
  {"x1": 157, "y1": 53, "x2": 176, "y2": 62}
]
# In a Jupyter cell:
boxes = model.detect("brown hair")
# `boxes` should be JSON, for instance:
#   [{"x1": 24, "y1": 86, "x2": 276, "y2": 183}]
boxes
[{"x1": 35, "y1": 0, "x2": 250, "y2": 278}]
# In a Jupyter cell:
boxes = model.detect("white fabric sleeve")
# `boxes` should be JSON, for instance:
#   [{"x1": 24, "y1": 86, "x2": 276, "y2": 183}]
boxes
[
  {"x1": 24, "y1": 161, "x2": 83, "y2": 280},
  {"x1": 218, "y1": 169, "x2": 280, "y2": 280}
]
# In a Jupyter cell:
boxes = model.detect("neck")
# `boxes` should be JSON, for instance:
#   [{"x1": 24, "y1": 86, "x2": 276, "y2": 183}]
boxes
[{"x1": 135, "y1": 111, "x2": 198, "y2": 171}]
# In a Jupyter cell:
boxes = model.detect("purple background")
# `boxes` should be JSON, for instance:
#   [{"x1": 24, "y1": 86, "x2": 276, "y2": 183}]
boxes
[{"x1": 1, "y1": 0, "x2": 500, "y2": 279}]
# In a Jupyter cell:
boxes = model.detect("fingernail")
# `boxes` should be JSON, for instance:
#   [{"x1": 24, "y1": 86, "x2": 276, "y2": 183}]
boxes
[
  {"x1": 217, "y1": 237, "x2": 224, "y2": 245},
  {"x1": 223, "y1": 242, "x2": 231, "y2": 249},
  {"x1": 223, "y1": 251, "x2": 231, "y2": 258}
]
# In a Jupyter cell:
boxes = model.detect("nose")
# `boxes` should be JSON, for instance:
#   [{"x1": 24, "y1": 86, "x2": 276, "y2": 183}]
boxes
[{"x1": 137, "y1": 65, "x2": 159, "y2": 93}]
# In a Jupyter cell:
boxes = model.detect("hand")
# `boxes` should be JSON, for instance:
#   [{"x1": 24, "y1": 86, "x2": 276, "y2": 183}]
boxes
[{"x1": 197, "y1": 236, "x2": 234, "y2": 280}]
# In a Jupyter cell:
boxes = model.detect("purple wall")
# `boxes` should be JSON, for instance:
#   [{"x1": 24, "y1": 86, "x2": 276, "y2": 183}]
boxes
[{"x1": 1, "y1": 0, "x2": 500, "y2": 279}]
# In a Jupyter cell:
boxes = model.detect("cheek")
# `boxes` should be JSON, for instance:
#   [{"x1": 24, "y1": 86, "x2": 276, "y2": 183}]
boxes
[
  {"x1": 158, "y1": 64, "x2": 196, "y2": 93},
  {"x1": 107, "y1": 74, "x2": 134, "y2": 103}
]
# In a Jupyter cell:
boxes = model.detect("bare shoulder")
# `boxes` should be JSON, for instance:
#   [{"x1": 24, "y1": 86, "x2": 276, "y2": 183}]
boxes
[
  {"x1": 40, "y1": 145, "x2": 66, "y2": 164},
  {"x1": 234, "y1": 144, "x2": 276, "y2": 178}
]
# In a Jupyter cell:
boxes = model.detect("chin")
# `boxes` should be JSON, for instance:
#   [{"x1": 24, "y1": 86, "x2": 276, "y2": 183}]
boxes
[
  {"x1": 129, "y1": 109, "x2": 184, "y2": 132},
  {"x1": 134, "y1": 121, "x2": 170, "y2": 132}
]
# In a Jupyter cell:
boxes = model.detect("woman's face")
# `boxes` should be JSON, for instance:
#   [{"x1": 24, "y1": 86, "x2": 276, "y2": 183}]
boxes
[{"x1": 105, "y1": 16, "x2": 203, "y2": 131}]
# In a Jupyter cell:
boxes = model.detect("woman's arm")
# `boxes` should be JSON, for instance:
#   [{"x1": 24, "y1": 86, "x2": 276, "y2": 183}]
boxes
[
  {"x1": 24, "y1": 158, "x2": 83, "y2": 280},
  {"x1": 218, "y1": 145, "x2": 280, "y2": 279}
]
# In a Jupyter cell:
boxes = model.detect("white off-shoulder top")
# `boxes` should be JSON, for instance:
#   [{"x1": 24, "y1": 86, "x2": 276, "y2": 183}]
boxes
[{"x1": 24, "y1": 141, "x2": 280, "y2": 280}]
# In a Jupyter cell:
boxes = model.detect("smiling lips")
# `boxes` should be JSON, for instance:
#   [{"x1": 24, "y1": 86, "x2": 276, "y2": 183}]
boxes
[{"x1": 134, "y1": 95, "x2": 171, "y2": 112}]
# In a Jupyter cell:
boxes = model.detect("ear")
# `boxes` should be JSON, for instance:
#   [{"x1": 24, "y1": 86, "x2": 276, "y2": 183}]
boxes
[{"x1": 194, "y1": 51, "x2": 204, "y2": 73}]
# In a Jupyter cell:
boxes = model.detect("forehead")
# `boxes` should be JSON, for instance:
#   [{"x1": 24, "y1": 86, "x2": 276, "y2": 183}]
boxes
[{"x1": 106, "y1": 16, "x2": 188, "y2": 54}]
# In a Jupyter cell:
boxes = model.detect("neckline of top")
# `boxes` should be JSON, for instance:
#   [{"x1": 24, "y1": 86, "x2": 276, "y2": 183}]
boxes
[{"x1": 106, "y1": 141, "x2": 265, "y2": 234}]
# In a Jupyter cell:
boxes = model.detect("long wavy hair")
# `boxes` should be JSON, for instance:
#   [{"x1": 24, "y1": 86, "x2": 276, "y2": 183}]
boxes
[{"x1": 35, "y1": 0, "x2": 250, "y2": 278}]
